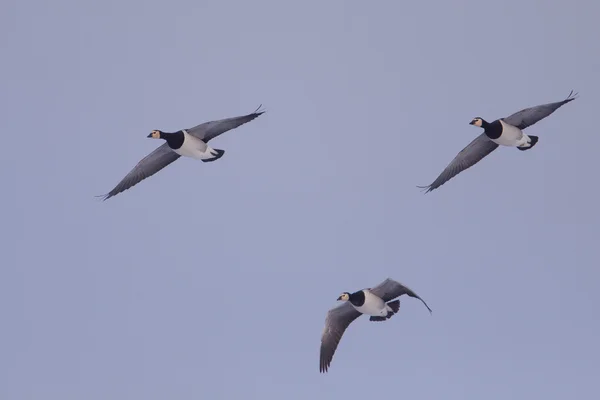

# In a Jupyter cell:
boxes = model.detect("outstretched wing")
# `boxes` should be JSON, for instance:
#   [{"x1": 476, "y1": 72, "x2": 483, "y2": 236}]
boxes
[
  {"x1": 99, "y1": 143, "x2": 180, "y2": 200},
  {"x1": 502, "y1": 90, "x2": 578, "y2": 130},
  {"x1": 186, "y1": 105, "x2": 266, "y2": 143},
  {"x1": 319, "y1": 303, "x2": 362, "y2": 373},
  {"x1": 418, "y1": 133, "x2": 499, "y2": 193},
  {"x1": 369, "y1": 278, "x2": 432, "y2": 313}
]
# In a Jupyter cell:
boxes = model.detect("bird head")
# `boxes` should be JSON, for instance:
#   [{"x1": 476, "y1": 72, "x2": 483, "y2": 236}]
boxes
[
  {"x1": 337, "y1": 292, "x2": 350, "y2": 301},
  {"x1": 469, "y1": 117, "x2": 484, "y2": 127},
  {"x1": 147, "y1": 130, "x2": 163, "y2": 139}
]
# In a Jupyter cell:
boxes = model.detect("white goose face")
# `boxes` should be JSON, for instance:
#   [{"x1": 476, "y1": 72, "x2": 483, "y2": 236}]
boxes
[
  {"x1": 469, "y1": 118, "x2": 483, "y2": 127},
  {"x1": 337, "y1": 293, "x2": 350, "y2": 301},
  {"x1": 148, "y1": 130, "x2": 161, "y2": 139}
]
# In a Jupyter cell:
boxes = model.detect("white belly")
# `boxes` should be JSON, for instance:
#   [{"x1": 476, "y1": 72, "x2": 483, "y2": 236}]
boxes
[
  {"x1": 492, "y1": 120, "x2": 527, "y2": 147},
  {"x1": 352, "y1": 291, "x2": 388, "y2": 317},
  {"x1": 174, "y1": 131, "x2": 214, "y2": 160}
]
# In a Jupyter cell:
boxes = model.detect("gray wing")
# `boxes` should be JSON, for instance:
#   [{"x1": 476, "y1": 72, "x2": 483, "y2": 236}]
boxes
[
  {"x1": 99, "y1": 143, "x2": 180, "y2": 200},
  {"x1": 502, "y1": 90, "x2": 578, "y2": 130},
  {"x1": 418, "y1": 133, "x2": 499, "y2": 193},
  {"x1": 319, "y1": 303, "x2": 362, "y2": 373},
  {"x1": 186, "y1": 105, "x2": 265, "y2": 143},
  {"x1": 369, "y1": 278, "x2": 433, "y2": 314}
]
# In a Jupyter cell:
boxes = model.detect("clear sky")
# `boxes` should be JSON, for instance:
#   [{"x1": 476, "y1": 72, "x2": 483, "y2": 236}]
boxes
[{"x1": 2, "y1": 0, "x2": 599, "y2": 399}]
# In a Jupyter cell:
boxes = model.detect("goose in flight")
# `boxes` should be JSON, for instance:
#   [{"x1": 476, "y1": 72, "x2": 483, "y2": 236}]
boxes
[
  {"x1": 319, "y1": 278, "x2": 432, "y2": 373},
  {"x1": 419, "y1": 91, "x2": 578, "y2": 193},
  {"x1": 99, "y1": 106, "x2": 265, "y2": 200}
]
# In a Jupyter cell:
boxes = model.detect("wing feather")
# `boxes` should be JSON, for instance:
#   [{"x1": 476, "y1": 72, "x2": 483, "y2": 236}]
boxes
[
  {"x1": 186, "y1": 105, "x2": 265, "y2": 143},
  {"x1": 369, "y1": 278, "x2": 433, "y2": 313},
  {"x1": 419, "y1": 134, "x2": 499, "y2": 193},
  {"x1": 319, "y1": 303, "x2": 362, "y2": 373},
  {"x1": 503, "y1": 90, "x2": 578, "y2": 130},
  {"x1": 100, "y1": 143, "x2": 180, "y2": 200}
]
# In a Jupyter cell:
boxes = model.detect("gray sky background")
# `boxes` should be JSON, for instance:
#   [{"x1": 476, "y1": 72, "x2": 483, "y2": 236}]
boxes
[{"x1": 2, "y1": 0, "x2": 599, "y2": 399}]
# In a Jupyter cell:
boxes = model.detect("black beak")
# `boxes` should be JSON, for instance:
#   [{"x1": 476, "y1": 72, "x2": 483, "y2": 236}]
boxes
[
  {"x1": 336, "y1": 296, "x2": 343, "y2": 301},
  {"x1": 469, "y1": 120, "x2": 476, "y2": 125},
  {"x1": 147, "y1": 133, "x2": 154, "y2": 138}
]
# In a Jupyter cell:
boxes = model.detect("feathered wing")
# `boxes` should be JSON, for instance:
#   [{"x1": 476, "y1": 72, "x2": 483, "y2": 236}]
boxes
[
  {"x1": 418, "y1": 133, "x2": 499, "y2": 193},
  {"x1": 502, "y1": 90, "x2": 578, "y2": 130},
  {"x1": 186, "y1": 105, "x2": 265, "y2": 143},
  {"x1": 319, "y1": 303, "x2": 362, "y2": 373},
  {"x1": 100, "y1": 143, "x2": 181, "y2": 200},
  {"x1": 369, "y1": 278, "x2": 433, "y2": 314}
]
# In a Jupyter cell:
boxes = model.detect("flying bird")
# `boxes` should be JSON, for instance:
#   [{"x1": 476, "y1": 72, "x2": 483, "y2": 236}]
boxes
[
  {"x1": 99, "y1": 105, "x2": 265, "y2": 200},
  {"x1": 419, "y1": 91, "x2": 578, "y2": 193},
  {"x1": 319, "y1": 278, "x2": 432, "y2": 373}
]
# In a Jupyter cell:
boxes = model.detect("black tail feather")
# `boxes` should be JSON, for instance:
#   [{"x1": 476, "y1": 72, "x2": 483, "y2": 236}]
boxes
[
  {"x1": 387, "y1": 300, "x2": 400, "y2": 314},
  {"x1": 369, "y1": 300, "x2": 401, "y2": 322},
  {"x1": 517, "y1": 136, "x2": 538, "y2": 151},
  {"x1": 202, "y1": 148, "x2": 225, "y2": 162}
]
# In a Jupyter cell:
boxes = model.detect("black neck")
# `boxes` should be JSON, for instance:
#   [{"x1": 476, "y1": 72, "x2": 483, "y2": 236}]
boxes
[
  {"x1": 348, "y1": 290, "x2": 366, "y2": 306},
  {"x1": 161, "y1": 130, "x2": 185, "y2": 149}
]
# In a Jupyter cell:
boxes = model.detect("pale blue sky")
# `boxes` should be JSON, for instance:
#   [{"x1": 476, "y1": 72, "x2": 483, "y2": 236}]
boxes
[{"x1": 2, "y1": 0, "x2": 599, "y2": 399}]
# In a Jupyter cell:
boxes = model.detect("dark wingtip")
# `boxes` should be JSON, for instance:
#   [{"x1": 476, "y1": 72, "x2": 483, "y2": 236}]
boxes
[
  {"x1": 566, "y1": 90, "x2": 579, "y2": 101},
  {"x1": 411, "y1": 293, "x2": 433, "y2": 314},
  {"x1": 95, "y1": 193, "x2": 111, "y2": 201},
  {"x1": 416, "y1": 185, "x2": 433, "y2": 194},
  {"x1": 424, "y1": 302, "x2": 433, "y2": 314},
  {"x1": 319, "y1": 362, "x2": 329, "y2": 373},
  {"x1": 253, "y1": 104, "x2": 266, "y2": 115}
]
